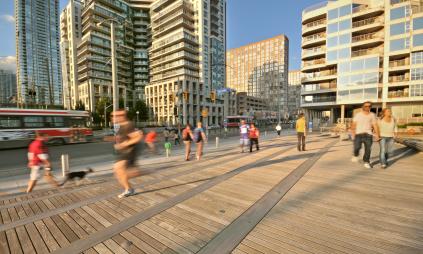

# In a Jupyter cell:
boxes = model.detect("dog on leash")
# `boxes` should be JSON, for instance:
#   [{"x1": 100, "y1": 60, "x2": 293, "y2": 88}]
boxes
[{"x1": 59, "y1": 167, "x2": 94, "y2": 186}]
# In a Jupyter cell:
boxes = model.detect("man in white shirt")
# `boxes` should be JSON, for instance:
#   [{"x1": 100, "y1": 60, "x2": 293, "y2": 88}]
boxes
[{"x1": 351, "y1": 101, "x2": 380, "y2": 169}]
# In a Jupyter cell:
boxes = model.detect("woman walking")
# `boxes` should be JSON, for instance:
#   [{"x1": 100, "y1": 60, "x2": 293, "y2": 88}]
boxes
[
  {"x1": 378, "y1": 108, "x2": 398, "y2": 168},
  {"x1": 193, "y1": 121, "x2": 207, "y2": 160},
  {"x1": 182, "y1": 124, "x2": 194, "y2": 161}
]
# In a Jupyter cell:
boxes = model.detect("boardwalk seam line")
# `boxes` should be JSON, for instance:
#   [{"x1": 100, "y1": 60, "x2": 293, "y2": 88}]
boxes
[
  {"x1": 197, "y1": 139, "x2": 337, "y2": 254},
  {"x1": 50, "y1": 143, "x2": 296, "y2": 254}
]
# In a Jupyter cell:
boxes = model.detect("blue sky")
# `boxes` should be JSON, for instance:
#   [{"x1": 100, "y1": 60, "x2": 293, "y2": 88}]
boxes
[{"x1": 0, "y1": 0, "x2": 322, "y2": 71}]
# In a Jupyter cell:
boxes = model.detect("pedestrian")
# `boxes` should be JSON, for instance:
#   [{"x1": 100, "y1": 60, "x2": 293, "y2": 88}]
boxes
[
  {"x1": 182, "y1": 124, "x2": 194, "y2": 161},
  {"x1": 351, "y1": 101, "x2": 380, "y2": 169},
  {"x1": 112, "y1": 109, "x2": 143, "y2": 198},
  {"x1": 173, "y1": 130, "x2": 180, "y2": 145},
  {"x1": 249, "y1": 123, "x2": 260, "y2": 152},
  {"x1": 377, "y1": 108, "x2": 398, "y2": 168},
  {"x1": 276, "y1": 123, "x2": 282, "y2": 136},
  {"x1": 145, "y1": 131, "x2": 157, "y2": 154},
  {"x1": 193, "y1": 121, "x2": 207, "y2": 160},
  {"x1": 296, "y1": 113, "x2": 307, "y2": 151},
  {"x1": 26, "y1": 132, "x2": 59, "y2": 193},
  {"x1": 163, "y1": 128, "x2": 170, "y2": 142},
  {"x1": 239, "y1": 120, "x2": 250, "y2": 153}
]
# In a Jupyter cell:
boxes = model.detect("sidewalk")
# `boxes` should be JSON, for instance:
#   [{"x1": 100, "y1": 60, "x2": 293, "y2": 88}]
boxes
[{"x1": 0, "y1": 130, "x2": 296, "y2": 195}]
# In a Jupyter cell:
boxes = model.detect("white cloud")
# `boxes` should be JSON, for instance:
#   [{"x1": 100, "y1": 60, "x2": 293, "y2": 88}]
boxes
[
  {"x1": 0, "y1": 15, "x2": 15, "y2": 23},
  {"x1": 0, "y1": 56, "x2": 17, "y2": 73}
]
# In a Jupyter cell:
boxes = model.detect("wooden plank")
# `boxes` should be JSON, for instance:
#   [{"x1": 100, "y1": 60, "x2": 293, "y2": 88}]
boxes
[
  {"x1": 8, "y1": 206, "x2": 36, "y2": 254},
  {"x1": 197, "y1": 140, "x2": 336, "y2": 254},
  {"x1": 50, "y1": 215, "x2": 80, "y2": 243},
  {"x1": 103, "y1": 239, "x2": 129, "y2": 254},
  {"x1": 51, "y1": 146, "x2": 288, "y2": 254},
  {"x1": 127, "y1": 226, "x2": 175, "y2": 254},
  {"x1": 112, "y1": 233, "x2": 146, "y2": 254},
  {"x1": 0, "y1": 204, "x2": 10, "y2": 254}
]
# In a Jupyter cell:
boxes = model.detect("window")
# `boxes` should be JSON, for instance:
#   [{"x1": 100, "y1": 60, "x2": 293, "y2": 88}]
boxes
[
  {"x1": 327, "y1": 50, "x2": 337, "y2": 61},
  {"x1": 350, "y1": 74, "x2": 363, "y2": 85},
  {"x1": 414, "y1": 17, "x2": 423, "y2": 30},
  {"x1": 338, "y1": 48, "x2": 350, "y2": 59},
  {"x1": 351, "y1": 59, "x2": 364, "y2": 71},
  {"x1": 339, "y1": 5, "x2": 351, "y2": 17},
  {"x1": 390, "y1": 38, "x2": 406, "y2": 51},
  {"x1": 45, "y1": 116, "x2": 65, "y2": 127},
  {"x1": 364, "y1": 73, "x2": 379, "y2": 84},
  {"x1": 338, "y1": 90, "x2": 349, "y2": 100},
  {"x1": 390, "y1": 22, "x2": 405, "y2": 36},
  {"x1": 328, "y1": 9, "x2": 338, "y2": 20},
  {"x1": 338, "y1": 20, "x2": 351, "y2": 31},
  {"x1": 364, "y1": 88, "x2": 378, "y2": 99},
  {"x1": 410, "y1": 84, "x2": 423, "y2": 97},
  {"x1": 412, "y1": 51, "x2": 423, "y2": 64},
  {"x1": 339, "y1": 33, "x2": 351, "y2": 45},
  {"x1": 338, "y1": 75, "x2": 349, "y2": 88},
  {"x1": 328, "y1": 23, "x2": 338, "y2": 34},
  {"x1": 391, "y1": 7, "x2": 405, "y2": 20},
  {"x1": 365, "y1": 57, "x2": 379, "y2": 69},
  {"x1": 350, "y1": 89, "x2": 364, "y2": 100},
  {"x1": 0, "y1": 116, "x2": 21, "y2": 128},
  {"x1": 413, "y1": 34, "x2": 423, "y2": 47},
  {"x1": 338, "y1": 62, "x2": 350, "y2": 72},
  {"x1": 23, "y1": 116, "x2": 44, "y2": 128},
  {"x1": 411, "y1": 68, "x2": 423, "y2": 80},
  {"x1": 327, "y1": 36, "x2": 338, "y2": 47}
]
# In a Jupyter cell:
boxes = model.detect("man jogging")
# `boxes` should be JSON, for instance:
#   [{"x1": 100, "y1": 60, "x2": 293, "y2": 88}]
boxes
[
  {"x1": 26, "y1": 132, "x2": 59, "y2": 193},
  {"x1": 239, "y1": 120, "x2": 250, "y2": 153},
  {"x1": 351, "y1": 101, "x2": 379, "y2": 169},
  {"x1": 296, "y1": 113, "x2": 307, "y2": 151},
  {"x1": 112, "y1": 110, "x2": 143, "y2": 198},
  {"x1": 249, "y1": 123, "x2": 260, "y2": 152}
]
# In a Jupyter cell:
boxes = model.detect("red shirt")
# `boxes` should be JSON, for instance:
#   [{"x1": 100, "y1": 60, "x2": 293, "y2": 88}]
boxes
[
  {"x1": 145, "y1": 132, "x2": 157, "y2": 143},
  {"x1": 249, "y1": 127, "x2": 259, "y2": 139},
  {"x1": 28, "y1": 139, "x2": 48, "y2": 166}
]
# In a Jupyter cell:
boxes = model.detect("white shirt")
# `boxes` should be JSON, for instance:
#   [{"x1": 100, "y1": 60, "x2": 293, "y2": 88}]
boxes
[{"x1": 353, "y1": 111, "x2": 377, "y2": 135}]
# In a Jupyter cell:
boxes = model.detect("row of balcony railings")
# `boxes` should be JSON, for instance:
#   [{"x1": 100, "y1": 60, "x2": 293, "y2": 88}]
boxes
[
  {"x1": 389, "y1": 74, "x2": 410, "y2": 82},
  {"x1": 152, "y1": 0, "x2": 193, "y2": 20},
  {"x1": 351, "y1": 47, "x2": 383, "y2": 57},
  {"x1": 388, "y1": 88, "x2": 409, "y2": 98},
  {"x1": 303, "y1": 18, "x2": 326, "y2": 30},
  {"x1": 154, "y1": 19, "x2": 195, "y2": 34},
  {"x1": 352, "y1": 32, "x2": 382, "y2": 43},
  {"x1": 352, "y1": 17, "x2": 382, "y2": 29},
  {"x1": 152, "y1": 9, "x2": 188, "y2": 26},
  {"x1": 301, "y1": 69, "x2": 337, "y2": 81},
  {"x1": 303, "y1": 33, "x2": 326, "y2": 43},
  {"x1": 389, "y1": 58, "x2": 410, "y2": 67},
  {"x1": 302, "y1": 58, "x2": 326, "y2": 67},
  {"x1": 303, "y1": 46, "x2": 325, "y2": 56},
  {"x1": 301, "y1": 83, "x2": 337, "y2": 93},
  {"x1": 302, "y1": 96, "x2": 337, "y2": 104}
]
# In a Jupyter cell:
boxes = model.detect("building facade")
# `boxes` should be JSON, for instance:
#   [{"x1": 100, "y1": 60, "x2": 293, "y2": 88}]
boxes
[
  {"x1": 288, "y1": 70, "x2": 302, "y2": 118},
  {"x1": 15, "y1": 0, "x2": 62, "y2": 106},
  {"x1": 226, "y1": 35, "x2": 289, "y2": 117},
  {"x1": 0, "y1": 70, "x2": 17, "y2": 105},
  {"x1": 301, "y1": 0, "x2": 423, "y2": 124},
  {"x1": 60, "y1": 0, "x2": 83, "y2": 109},
  {"x1": 145, "y1": 0, "x2": 227, "y2": 126},
  {"x1": 236, "y1": 92, "x2": 268, "y2": 115}
]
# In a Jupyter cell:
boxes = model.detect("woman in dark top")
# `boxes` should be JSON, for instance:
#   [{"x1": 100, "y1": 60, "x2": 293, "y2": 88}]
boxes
[{"x1": 182, "y1": 124, "x2": 194, "y2": 161}]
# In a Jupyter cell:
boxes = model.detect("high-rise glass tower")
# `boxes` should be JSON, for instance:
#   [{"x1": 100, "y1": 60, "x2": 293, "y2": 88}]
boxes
[{"x1": 15, "y1": 0, "x2": 62, "y2": 106}]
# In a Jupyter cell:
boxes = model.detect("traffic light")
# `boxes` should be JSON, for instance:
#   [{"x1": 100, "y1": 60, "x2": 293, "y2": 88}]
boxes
[{"x1": 210, "y1": 91, "x2": 216, "y2": 103}]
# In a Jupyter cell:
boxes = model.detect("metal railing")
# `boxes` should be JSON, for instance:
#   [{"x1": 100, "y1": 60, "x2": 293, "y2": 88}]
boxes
[
  {"x1": 352, "y1": 17, "x2": 381, "y2": 28},
  {"x1": 389, "y1": 58, "x2": 410, "y2": 67},
  {"x1": 352, "y1": 32, "x2": 380, "y2": 43}
]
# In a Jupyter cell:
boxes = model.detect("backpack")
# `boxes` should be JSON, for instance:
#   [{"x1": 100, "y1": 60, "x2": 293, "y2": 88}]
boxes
[{"x1": 193, "y1": 128, "x2": 203, "y2": 143}]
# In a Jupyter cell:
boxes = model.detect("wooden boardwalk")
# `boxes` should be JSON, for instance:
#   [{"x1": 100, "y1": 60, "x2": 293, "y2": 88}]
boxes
[{"x1": 0, "y1": 135, "x2": 422, "y2": 254}]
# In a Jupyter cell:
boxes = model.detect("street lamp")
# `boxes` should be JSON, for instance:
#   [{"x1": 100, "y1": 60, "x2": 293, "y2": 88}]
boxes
[{"x1": 136, "y1": 111, "x2": 139, "y2": 126}]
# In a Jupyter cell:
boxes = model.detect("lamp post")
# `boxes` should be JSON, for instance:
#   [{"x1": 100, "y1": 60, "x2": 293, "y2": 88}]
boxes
[
  {"x1": 136, "y1": 110, "x2": 139, "y2": 126},
  {"x1": 104, "y1": 103, "x2": 113, "y2": 130}
]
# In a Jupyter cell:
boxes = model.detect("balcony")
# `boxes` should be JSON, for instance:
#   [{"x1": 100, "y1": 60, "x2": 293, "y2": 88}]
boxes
[
  {"x1": 301, "y1": 82, "x2": 337, "y2": 95},
  {"x1": 302, "y1": 58, "x2": 326, "y2": 69},
  {"x1": 302, "y1": 46, "x2": 325, "y2": 60},
  {"x1": 301, "y1": 69, "x2": 337, "y2": 83},
  {"x1": 388, "y1": 88, "x2": 409, "y2": 98},
  {"x1": 352, "y1": 17, "x2": 383, "y2": 31},
  {"x1": 301, "y1": 96, "x2": 337, "y2": 106},
  {"x1": 302, "y1": 33, "x2": 326, "y2": 48},
  {"x1": 391, "y1": 0, "x2": 409, "y2": 5},
  {"x1": 389, "y1": 58, "x2": 410, "y2": 70},
  {"x1": 302, "y1": 18, "x2": 326, "y2": 35},
  {"x1": 351, "y1": 47, "x2": 382, "y2": 57},
  {"x1": 389, "y1": 74, "x2": 409, "y2": 83},
  {"x1": 352, "y1": 32, "x2": 382, "y2": 43}
]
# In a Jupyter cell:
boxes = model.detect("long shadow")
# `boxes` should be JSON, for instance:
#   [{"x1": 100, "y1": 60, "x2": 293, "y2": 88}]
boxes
[
  {"x1": 369, "y1": 146, "x2": 417, "y2": 167},
  {"x1": 266, "y1": 147, "x2": 422, "y2": 251}
]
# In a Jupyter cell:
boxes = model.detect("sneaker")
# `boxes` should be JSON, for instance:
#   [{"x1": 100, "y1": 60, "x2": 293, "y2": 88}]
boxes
[
  {"x1": 351, "y1": 156, "x2": 359, "y2": 163},
  {"x1": 118, "y1": 188, "x2": 135, "y2": 198},
  {"x1": 381, "y1": 164, "x2": 387, "y2": 169},
  {"x1": 364, "y1": 163, "x2": 372, "y2": 169}
]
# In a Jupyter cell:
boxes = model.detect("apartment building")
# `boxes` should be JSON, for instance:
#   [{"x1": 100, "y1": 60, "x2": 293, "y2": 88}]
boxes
[
  {"x1": 226, "y1": 35, "x2": 289, "y2": 116},
  {"x1": 15, "y1": 0, "x2": 62, "y2": 106},
  {"x1": 236, "y1": 92, "x2": 268, "y2": 115},
  {"x1": 72, "y1": 0, "x2": 152, "y2": 111},
  {"x1": 288, "y1": 70, "x2": 302, "y2": 118},
  {"x1": 61, "y1": 0, "x2": 83, "y2": 109},
  {"x1": 145, "y1": 0, "x2": 227, "y2": 126},
  {"x1": 0, "y1": 70, "x2": 17, "y2": 105},
  {"x1": 301, "y1": 0, "x2": 423, "y2": 124}
]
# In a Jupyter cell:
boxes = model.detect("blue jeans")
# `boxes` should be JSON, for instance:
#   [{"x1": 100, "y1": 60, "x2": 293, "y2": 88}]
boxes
[
  {"x1": 379, "y1": 137, "x2": 394, "y2": 165},
  {"x1": 354, "y1": 133, "x2": 373, "y2": 163}
]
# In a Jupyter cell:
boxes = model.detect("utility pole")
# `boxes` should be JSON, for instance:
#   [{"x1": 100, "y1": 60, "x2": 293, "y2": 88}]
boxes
[{"x1": 111, "y1": 21, "x2": 118, "y2": 114}]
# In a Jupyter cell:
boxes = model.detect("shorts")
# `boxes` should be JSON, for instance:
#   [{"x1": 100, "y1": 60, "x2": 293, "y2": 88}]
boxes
[
  {"x1": 116, "y1": 148, "x2": 137, "y2": 167},
  {"x1": 240, "y1": 138, "x2": 249, "y2": 146},
  {"x1": 29, "y1": 165, "x2": 51, "y2": 180}
]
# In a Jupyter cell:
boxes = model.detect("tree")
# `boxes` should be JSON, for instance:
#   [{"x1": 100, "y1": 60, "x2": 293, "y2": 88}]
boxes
[
  {"x1": 128, "y1": 100, "x2": 149, "y2": 122},
  {"x1": 75, "y1": 100, "x2": 85, "y2": 111},
  {"x1": 94, "y1": 97, "x2": 112, "y2": 127}
]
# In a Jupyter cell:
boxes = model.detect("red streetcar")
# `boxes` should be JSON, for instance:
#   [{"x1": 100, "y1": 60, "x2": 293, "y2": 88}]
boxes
[
  {"x1": 224, "y1": 115, "x2": 254, "y2": 128},
  {"x1": 0, "y1": 108, "x2": 93, "y2": 149}
]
